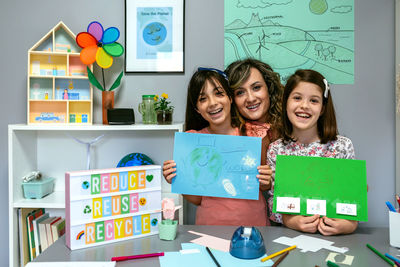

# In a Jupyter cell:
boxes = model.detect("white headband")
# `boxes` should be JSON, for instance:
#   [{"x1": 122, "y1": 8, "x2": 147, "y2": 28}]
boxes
[{"x1": 323, "y1": 79, "x2": 329, "y2": 98}]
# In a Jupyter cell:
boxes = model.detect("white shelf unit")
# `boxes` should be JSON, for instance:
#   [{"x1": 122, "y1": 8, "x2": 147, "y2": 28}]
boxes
[{"x1": 8, "y1": 123, "x2": 183, "y2": 267}]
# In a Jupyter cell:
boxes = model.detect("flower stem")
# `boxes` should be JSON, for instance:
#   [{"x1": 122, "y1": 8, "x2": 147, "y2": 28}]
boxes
[{"x1": 101, "y1": 68, "x2": 106, "y2": 91}]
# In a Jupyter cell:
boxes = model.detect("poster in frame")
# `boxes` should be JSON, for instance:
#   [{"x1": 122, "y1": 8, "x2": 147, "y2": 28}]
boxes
[{"x1": 125, "y1": 0, "x2": 185, "y2": 73}]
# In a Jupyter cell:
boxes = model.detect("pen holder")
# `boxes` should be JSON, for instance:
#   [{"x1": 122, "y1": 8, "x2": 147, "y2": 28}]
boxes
[
  {"x1": 389, "y1": 211, "x2": 400, "y2": 247},
  {"x1": 159, "y1": 219, "x2": 178, "y2": 241}
]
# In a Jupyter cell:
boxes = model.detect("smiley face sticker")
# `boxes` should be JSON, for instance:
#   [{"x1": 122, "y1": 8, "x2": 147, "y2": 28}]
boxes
[{"x1": 139, "y1": 197, "x2": 147, "y2": 206}]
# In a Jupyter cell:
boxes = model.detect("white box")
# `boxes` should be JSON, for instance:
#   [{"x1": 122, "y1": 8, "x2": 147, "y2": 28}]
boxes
[{"x1": 389, "y1": 211, "x2": 400, "y2": 247}]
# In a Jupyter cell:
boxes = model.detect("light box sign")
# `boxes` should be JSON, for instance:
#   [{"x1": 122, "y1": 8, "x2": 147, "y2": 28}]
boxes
[{"x1": 65, "y1": 165, "x2": 162, "y2": 250}]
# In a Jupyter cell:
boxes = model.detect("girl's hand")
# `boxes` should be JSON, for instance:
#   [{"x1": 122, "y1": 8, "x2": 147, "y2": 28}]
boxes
[
  {"x1": 282, "y1": 214, "x2": 320, "y2": 233},
  {"x1": 163, "y1": 160, "x2": 176, "y2": 184},
  {"x1": 318, "y1": 217, "x2": 358, "y2": 235},
  {"x1": 257, "y1": 165, "x2": 272, "y2": 191}
]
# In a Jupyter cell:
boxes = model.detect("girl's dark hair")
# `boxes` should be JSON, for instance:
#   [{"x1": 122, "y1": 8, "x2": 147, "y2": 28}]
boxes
[
  {"x1": 184, "y1": 68, "x2": 241, "y2": 131},
  {"x1": 225, "y1": 58, "x2": 283, "y2": 137},
  {"x1": 281, "y1": 69, "x2": 338, "y2": 144}
]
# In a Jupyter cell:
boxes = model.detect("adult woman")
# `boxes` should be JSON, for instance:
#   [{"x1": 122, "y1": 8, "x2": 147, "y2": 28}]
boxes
[{"x1": 225, "y1": 58, "x2": 284, "y2": 190}]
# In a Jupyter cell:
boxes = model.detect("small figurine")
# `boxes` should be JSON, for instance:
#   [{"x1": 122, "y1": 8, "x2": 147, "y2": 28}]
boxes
[
  {"x1": 45, "y1": 92, "x2": 49, "y2": 100},
  {"x1": 63, "y1": 89, "x2": 69, "y2": 100}
]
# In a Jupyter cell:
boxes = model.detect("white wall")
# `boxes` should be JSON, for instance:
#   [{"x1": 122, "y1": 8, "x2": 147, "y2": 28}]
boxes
[{"x1": 0, "y1": 0, "x2": 395, "y2": 265}]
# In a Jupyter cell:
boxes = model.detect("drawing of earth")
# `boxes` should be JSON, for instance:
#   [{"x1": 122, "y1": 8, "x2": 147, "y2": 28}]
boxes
[
  {"x1": 189, "y1": 147, "x2": 223, "y2": 187},
  {"x1": 143, "y1": 22, "x2": 167, "y2": 46}
]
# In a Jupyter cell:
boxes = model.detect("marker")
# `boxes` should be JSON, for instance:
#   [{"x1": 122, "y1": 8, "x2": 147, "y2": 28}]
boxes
[
  {"x1": 366, "y1": 244, "x2": 396, "y2": 266},
  {"x1": 385, "y1": 253, "x2": 400, "y2": 264},
  {"x1": 396, "y1": 194, "x2": 400, "y2": 208},
  {"x1": 272, "y1": 251, "x2": 289, "y2": 267},
  {"x1": 261, "y1": 245, "x2": 297, "y2": 262},
  {"x1": 111, "y1": 252, "x2": 164, "y2": 262},
  {"x1": 206, "y1": 247, "x2": 221, "y2": 267},
  {"x1": 327, "y1": 260, "x2": 340, "y2": 267},
  {"x1": 386, "y1": 201, "x2": 397, "y2": 212}
]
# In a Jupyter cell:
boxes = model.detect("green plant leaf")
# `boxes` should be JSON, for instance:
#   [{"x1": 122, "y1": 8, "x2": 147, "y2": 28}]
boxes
[
  {"x1": 109, "y1": 71, "x2": 124, "y2": 91},
  {"x1": 87, "y1": 66, "x2": 104, "y2": 91}
]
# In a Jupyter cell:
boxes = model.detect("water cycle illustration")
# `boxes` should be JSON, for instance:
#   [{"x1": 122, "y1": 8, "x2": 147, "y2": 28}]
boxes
[{"x1": 225, "y1": 0, "x2": 354, "y2": 84}]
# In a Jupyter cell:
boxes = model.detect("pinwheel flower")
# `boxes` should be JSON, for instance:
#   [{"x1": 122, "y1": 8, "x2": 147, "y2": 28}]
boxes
[{"x1": 76, "y1": 21, "x2": 124, "y2": 91}]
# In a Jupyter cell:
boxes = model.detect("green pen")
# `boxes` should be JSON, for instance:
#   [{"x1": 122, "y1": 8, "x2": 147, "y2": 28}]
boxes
[{"x1": 366, "y1": 243, "x2": 396, "y2": 266}]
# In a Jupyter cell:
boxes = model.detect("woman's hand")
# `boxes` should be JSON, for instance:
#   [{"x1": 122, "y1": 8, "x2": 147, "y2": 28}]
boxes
[
  {"x1": 318, "y1": 217, "x2": 358, "y2": 235},
  {"x1": 282, "y1": 214, "x2": 320, "y2": 233},
  {"x1": 257, "y1": 165, "x2": 272, "y2": 191},
  {"x1": 163, "y1": 160, "x2": 176, "y2": 184}
]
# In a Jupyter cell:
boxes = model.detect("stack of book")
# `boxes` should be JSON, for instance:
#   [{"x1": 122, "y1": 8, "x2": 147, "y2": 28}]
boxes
[{"x1": 18, "y1": 208, "x2": 65, "y2": 266}]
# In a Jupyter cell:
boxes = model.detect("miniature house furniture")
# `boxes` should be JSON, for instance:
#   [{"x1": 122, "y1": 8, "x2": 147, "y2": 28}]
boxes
[{"x1": 27, "y1": 21, "x2": 93, "y2": 125}]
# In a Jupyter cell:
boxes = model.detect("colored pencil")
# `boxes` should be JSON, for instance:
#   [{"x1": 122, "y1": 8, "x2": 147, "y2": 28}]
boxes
[
  {"x1": 366, "y1": 244, "x2": 396, "y2": 266},
  {"x1": 206, "y1": 246, "x2": 221, "y2": 267},
  {"x1": 386, "y1": 201, "x2": 397, "y2": 212},
  {"x1": 111, "y1": 252, "x2": 164, "y2": 262},
  {"x1": 327, "y1": 260, "x2": 340, "y2": 267},
  {"x1": 385, "y1": 253, "x2": 400, "y2": 264},
  {"x1": 272, "y1": 251, "x2": 289, "y2": 267},
  {"x1": 396, "y1": 194, "x2": 400, "y2": 209},
  {"x1": 261, "y1": 245, "x2": 297, "y2": 262}
]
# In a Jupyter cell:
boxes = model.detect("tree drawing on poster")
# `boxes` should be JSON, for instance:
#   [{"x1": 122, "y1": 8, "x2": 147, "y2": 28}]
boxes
[
  {"x1": 224, "y1": 0, "x2": 354, "y2": 84},
  {"x1": 172, "y1": 132, "x2": 261, "y2": 200}
]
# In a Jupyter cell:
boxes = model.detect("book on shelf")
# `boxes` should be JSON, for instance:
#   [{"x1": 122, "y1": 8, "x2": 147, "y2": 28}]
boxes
[
  {"x1": 38, "y1": 216, "x2": 56, "y2": 252},
  {"x1": 51, "y1": 218, "x2": 65, "y2": 242},
  {"x1": 26, "y1": 208, "x2": 45, "y2": 262},
  {"x1": 18, "y1": 208, "x2": 38, "y2": 267},
  {"x1": 32, "y1": 212, "x2": 49, "y2": 257}
]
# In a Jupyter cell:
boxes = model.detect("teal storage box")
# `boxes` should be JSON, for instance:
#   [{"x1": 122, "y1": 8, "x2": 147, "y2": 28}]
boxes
[{"x1": 22, "y1": 177, "x2": 55, "y2": 199}]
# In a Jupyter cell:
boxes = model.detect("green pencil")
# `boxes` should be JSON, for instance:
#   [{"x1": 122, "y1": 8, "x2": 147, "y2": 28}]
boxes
[
  {"x1": 366, "y1": 243, "x2": 396, "y2": 266},
  {"x1": 327, "y1": 260, "x2": 340, "y2": 267}
]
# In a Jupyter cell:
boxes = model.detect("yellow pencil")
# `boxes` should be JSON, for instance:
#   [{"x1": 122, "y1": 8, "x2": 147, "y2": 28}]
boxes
[{"x1": 260, "y1": 245, "x2": 297, "y2": 262}]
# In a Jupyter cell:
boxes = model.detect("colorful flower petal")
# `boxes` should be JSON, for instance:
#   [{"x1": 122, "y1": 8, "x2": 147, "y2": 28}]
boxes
[
  {"x1": 87, "y1": 21, "x2": 104, "y2": 42},
  {"x1": 76, "y1": 32, "x2": 97, "y2": 48},
  {"x1": 80, "y1": 45, "x2": 98, "y2": 65},
  {"x1": 103, "y1": 42, "x2": 124, "y2": 57},
  {"x1": 96, "y1": 47, "x2": 113, "y2": 69},
  {"x1": 102, "y1": 27, "x2": 120, "y2": 44}
]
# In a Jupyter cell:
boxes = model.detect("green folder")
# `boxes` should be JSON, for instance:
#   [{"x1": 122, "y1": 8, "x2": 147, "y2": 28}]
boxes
[{"x1": 272, "y1": 155, "x2": 368, "y2": 221}]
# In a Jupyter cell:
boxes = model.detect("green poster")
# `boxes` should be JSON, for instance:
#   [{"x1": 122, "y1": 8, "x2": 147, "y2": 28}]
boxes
[{"x1": 272, "y1": 155, "x2": 367, "y2": 221}]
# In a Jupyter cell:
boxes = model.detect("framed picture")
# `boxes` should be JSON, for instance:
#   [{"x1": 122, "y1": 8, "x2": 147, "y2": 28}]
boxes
[{"x1": 125, "y1": 0, "x2": 185, "y2": 73}]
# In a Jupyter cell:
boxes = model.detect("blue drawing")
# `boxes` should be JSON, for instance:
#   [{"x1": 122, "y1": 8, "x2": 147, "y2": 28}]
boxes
[
  {"x1": 172, "y1": 132, "x2": 261, "y2": 200},
  {"x1": 143, "y1": 22, "x2": 167, "y2": 46}
]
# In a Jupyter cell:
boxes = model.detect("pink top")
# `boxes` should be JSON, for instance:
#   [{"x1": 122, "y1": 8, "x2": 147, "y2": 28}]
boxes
[{"x1": 187, "y1": 127, "x2": 268, "y2": 226}]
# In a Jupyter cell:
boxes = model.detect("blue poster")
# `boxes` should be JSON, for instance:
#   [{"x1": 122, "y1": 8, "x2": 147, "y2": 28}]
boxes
[
  {"x1": 137, "y1": 7, "x2": 173, "y2": 59},
  {"x1": 172, "y1": 132, "x2": 261, "y2": 200}
]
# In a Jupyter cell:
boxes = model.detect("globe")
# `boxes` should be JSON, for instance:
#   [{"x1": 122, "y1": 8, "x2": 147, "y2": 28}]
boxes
[{"x1": 116, "y1": 153, "x2": 154, "y2": 167}]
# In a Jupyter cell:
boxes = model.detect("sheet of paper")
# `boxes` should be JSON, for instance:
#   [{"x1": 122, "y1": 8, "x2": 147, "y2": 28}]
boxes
[
  {"x1": 273, "y1": 235, "x2": 348, "y2": 254},
  {"x1": 276, "y1": 197, "x2": 300, "y2": 213},
  {"x1": 188, "y1": 230, "x2": 231, "y2": 252},
  {"x1": 159, "y1": 243, "x2": 273, "y2": 267},
  {"x1": 336, "y1": 203, "x2": 357, "y2": 216},
  {"x1": 26, "y1": 262, "x2": 115, "y2": 267},
  {"x1": 172, "y1": 132, "x2": 261, "y2": 200},
  {"x1": 307, "y1": 199, "x2": 326, "y2": 216}
]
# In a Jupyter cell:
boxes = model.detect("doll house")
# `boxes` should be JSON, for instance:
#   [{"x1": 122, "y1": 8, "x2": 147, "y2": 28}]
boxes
[{"x1": 27, "y1": 21, "x2": 93, "y2": 125}]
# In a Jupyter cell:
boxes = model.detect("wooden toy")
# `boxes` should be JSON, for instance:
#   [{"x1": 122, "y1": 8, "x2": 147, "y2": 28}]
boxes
[
  {"x1": 27, "y1": 21, "x2": 93, "y2": 124},
  {"x1": 65, "y1": 165, "x2": 162, "y2": 250}
]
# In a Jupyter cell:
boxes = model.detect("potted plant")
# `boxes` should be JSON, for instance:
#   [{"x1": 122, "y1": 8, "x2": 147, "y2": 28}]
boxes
[{"x1": 154, "y1": 93, "x2": 174, "y2": 125}]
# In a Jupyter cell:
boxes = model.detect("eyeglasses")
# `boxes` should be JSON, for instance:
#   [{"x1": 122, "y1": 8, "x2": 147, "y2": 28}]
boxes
[{"x1": 198, "y1": 67, "x2": 228, "y2": 81}]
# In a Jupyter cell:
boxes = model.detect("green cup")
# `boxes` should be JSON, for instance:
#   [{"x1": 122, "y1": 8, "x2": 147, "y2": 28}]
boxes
[{"x1": 159, "y1": 219, "x2": 178, "y2": 241}]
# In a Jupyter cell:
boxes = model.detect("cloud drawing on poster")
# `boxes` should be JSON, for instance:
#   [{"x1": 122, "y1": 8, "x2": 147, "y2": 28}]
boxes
[
  {"x1": 331, "y1": 6, "x2": 352, "y2": 14},
  {"x1": 237, "y1": 0, "x2": 292, "y2": 8}
]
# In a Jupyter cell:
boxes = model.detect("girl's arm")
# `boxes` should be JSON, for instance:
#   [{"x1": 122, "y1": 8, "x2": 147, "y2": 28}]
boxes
[
  {"x1": 182, "y1": 195, "x2": 202, "y2": 206},
  {"x1": 282, "y1": 214, "x2": 320, "y2": 233},
  {"x1": 318, "y1": 217, "x2": 358, "y2": 235}
]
